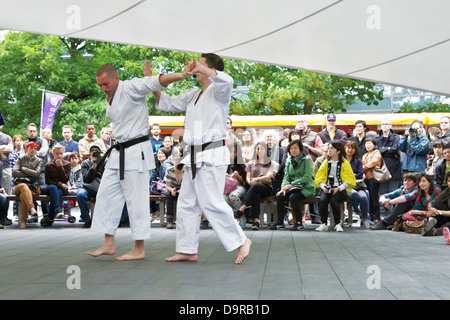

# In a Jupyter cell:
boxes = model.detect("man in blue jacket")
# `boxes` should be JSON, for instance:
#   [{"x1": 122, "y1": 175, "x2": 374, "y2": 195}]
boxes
[{"x1": 398, "y1": 120, "x2": 430, "y2": 175}]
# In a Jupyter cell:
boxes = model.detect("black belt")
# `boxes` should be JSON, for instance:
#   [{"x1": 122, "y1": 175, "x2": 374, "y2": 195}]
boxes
[
  {"x1": 97, "y1": 135, "x2": 149, "y2": 180},
  {"x1": 186, "y1": 140, "x2": 226, "y2": 179}
]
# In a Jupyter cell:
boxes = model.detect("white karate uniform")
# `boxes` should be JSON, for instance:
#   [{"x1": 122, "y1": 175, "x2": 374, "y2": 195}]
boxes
[
  {"x1": 91, "y1": 76, "x2": 164, "y2": 240},
  {"x1": 157, "y1": 71, "x2": 247, "y2": 253}
]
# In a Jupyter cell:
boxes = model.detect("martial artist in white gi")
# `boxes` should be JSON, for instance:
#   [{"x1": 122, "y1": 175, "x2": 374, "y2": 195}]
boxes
[
  {"x1": 87, "y1": 61, "x2": 188, "y2": 261},
  {"x1": 154, "y1": 53, "x2": 252, "y2": 264}
]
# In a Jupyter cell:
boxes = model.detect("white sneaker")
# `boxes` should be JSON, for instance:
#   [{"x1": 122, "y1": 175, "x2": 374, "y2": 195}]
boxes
[
  {"x1": 361, "y1": 220, "x2": 370, "y2": 229},
  {"x1": 151, "y1": 211, "x2": 160, "y2": 222},
  {"x1": 334, "y1": 223, "x2": 344, "y2": 232},
  {"x1": 315, "y1": 223, "x2": 328, "y2": 232}
]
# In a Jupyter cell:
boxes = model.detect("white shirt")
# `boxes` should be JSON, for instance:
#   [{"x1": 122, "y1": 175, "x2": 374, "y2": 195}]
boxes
[
  {"x1": 105, "y1": 76, "x2": 165, "y2": 171},
  {"x1": 156, "y1": 71, "x2": 233, "y2": 167}
]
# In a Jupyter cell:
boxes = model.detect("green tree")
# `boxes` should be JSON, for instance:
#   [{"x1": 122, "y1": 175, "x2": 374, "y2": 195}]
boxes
[
  {"x1": 229, "y1": 63, "x2": 384, "y2": 115},
  {"x1": 0, "y1": 31, "x2": 385, "y2": 141}
]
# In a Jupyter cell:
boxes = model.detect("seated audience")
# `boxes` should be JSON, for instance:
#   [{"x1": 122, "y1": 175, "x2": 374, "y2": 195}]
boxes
[
  {"x1": 272, "y1": 140, "x2": 314, "y2": 231},
  {"x1": 344, "y1": 141, "x2": 369, "y2": 228},
  {"x1": 423, "y1": 172, "x2": 450, "y2": 236},
  {"x1": 314, "y1": 142, "x2": 356, "y2": 232},
  {"x1": 234, "y1": 141, "x2": 279, "y2": 230},
  {"x1": 76, "y1": 143, "x2": 105, "y2": 228},
  {"x1": 371, "y1": 174, "x2": 419, "y2": 230},
  {"x1": 163, "y1": 152, "x2": 184, "y2": 229},
  {"x1": 12, "y1": 142, "x2": 42, "y2": 229},
  {"x1": 41, "y1": 144, "x2": 71, "y2": 227},
  {"x1": 224, "y1": 143, "x2": 248, "y2": 223}
]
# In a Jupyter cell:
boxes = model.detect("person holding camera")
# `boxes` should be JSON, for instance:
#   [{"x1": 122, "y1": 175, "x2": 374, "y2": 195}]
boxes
[
  {"x1": 314, "y1": 142, "x2": 356, "y2": 232},
  {"x1": 398, "y1": 120, "x2": 430, "y2": 175},
  {"x1": 76, "y1": 143, "x2": 105, "y2": 228}
]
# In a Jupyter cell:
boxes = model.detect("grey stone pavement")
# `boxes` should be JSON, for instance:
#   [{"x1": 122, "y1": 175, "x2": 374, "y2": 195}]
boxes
[{"x1": 1, "y1": 206, "x2": 450, "y2": 302}]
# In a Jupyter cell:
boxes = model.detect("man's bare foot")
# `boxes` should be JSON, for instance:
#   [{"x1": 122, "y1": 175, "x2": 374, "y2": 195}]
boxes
[
  {"x1": 87, "y1": 245, "x2": 116, "y2": 257},
  {"x1": 235, "y1": 238, "x2": 252, "y2": 264},
  {"x1": 115, "y1": 248, "x2": 146, "y2": 261},
  {"x1": 165, "y1": 253, "x2": 198, "y2": 262}
]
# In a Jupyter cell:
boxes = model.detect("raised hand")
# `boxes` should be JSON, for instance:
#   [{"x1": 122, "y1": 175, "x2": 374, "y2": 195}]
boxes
[
  {"x1": 182, "y1": 59, "x2": 196, "y2": 78},
  {"x1": 144, "y1": 60, "x2": 153, "y2": 77}
]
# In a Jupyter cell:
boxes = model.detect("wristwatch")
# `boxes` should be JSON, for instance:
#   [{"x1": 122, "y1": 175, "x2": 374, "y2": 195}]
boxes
[
  {"x1": 387, "y1": 200, "x2": 391, "y2": 205},
  {"x1": 438, "y1": 210, "x2": 443, "y2": 215}
]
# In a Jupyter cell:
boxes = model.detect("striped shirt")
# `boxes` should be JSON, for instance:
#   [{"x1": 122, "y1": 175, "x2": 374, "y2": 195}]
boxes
[
  {"x1": 383, "y1": 186, "x2": 418, "y2": 202},
  {"x1": 164, "y1": 166, "x2": 183, "y2": 189}
]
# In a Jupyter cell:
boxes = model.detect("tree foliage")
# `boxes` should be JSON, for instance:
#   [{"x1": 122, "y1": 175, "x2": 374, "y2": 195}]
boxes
[{"x1": 0, "y1": 31, "x2": 384, "y2": 141}]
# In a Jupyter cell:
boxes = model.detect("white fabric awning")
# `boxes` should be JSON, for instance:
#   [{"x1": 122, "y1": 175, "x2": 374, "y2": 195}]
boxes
[{"x1": 1, "y1": 0, "x2": 449, "y2": 96}]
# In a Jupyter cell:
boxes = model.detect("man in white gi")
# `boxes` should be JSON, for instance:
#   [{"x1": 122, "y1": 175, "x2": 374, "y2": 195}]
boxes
[
  {"x1": 87, "y1": 61, "x2": 188, "y2": 261},
  {"x1": 154, "y1": 53, "x2": 252, "y2": 264}
]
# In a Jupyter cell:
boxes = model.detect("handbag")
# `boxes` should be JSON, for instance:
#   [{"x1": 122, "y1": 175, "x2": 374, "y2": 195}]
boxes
[
  {"x1": 223, "y1": 175, "x2": 238, "y2": 195},
  {"x1": 401, "y1": 210, "x2": 427, "y2": 234},
  {"x1": 354, "y1": 179, "x2": 367, "y2": 191},
  {"x1": 14, "y1": 177, "x2": 40, "y2": 192},
  {"x1": 402, "y1": 220, "x2": 427, "y2": 234},
  {"x1": 372, "y1": 158, "x2": 392, "y2": 183},
  {"x1": 286, "y1": 184, "x2": 304, "y2": 196},
  {"x1": 83, "y1": 177, "x2": 101, "y2": 195},
  {"x1": 150, "y1": 180, "x2": 166, "y2": 195}
]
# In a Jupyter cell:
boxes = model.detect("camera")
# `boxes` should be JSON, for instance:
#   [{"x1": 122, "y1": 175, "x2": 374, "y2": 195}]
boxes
[
  {"x1": 92, "y1": 151, "x2": 103, "y2": 158},
  {"x1": 408, "y1": 127, "x2": 417, "y2": 135},
  {"x1": 92, "y1": 151, "x2": 103, "y2": 164},
  {"x1": 326, "y1": 174, "x2": 335, "y2": 190}
]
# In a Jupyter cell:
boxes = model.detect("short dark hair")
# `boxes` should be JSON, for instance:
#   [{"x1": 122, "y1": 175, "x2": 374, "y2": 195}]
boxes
[
  {"x1": 201, "y1": 53, "x2": 224, "y2": 71},
  {"x1": 286, "y1": 139, "x2": 303, "y2": 155},
  {"x1": 85, "y1": 122, "x2": 95, "y2": 129},
  {"x1": 96, "y1": 64, "x2": 117, "y2": 78},
  {"x1": 403, "y1": 173, "x2": 418, "y2": 183},
  {"x1": 355, "y1": 120, "x2": 367, "y2": 128}
]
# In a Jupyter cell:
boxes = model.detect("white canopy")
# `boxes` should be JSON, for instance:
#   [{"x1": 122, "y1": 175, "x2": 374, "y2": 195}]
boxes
[{"x1": 1, "y1": 0, "x2": 449, "y2": 96}]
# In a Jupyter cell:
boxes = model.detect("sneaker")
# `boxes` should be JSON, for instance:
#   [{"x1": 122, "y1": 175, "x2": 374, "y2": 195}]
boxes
[
  {"x1": 166, "y1": 218, "x2": 175, "y2": 229},
  {"x1": 0, "y1": 218, "x2": 12, "y2": 226},
  {"x1": 370, "y1": 221, "x2": 387, "y2": 230},
  {"x1": 361, "y1": 220, "x2": 370, "y2": 229},
  {"x1": 291, "y1": 221, "x2": 304, "y2": 231},
  {"x1": 315, "y1": 223, "x2": 328, "y2": 232},
  {"x1": 422, "y1": 217, "x2": 437, "y2": 236},
  {"x1": 269, "y1": 222, "x2": 285, "y2": 230},
  {"x1": 82, "y1": 220, "x2": 92, "y2": 228},
  {"x1": 151, "y1": 211, "x2": 160, "y2": 222},
  {"x1": 334, "y1": 223, "x2": 343, "y2": 232},
  {"x1": 252, "y1": 221, "x2": 260, "y2": 230},
  {"x1": 40, "y1": 217, "x2": 53, "y2": 227}
]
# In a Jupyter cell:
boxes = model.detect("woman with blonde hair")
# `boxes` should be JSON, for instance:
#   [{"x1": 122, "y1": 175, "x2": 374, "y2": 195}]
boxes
[{"x1": 41, "y1": 144, "x2": 71, "y2": 227}]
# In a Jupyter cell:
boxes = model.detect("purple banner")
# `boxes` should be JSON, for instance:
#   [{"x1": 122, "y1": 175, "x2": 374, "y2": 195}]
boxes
[{"x1": 41, "y1": 91, "x2": 66, "y2": 131}]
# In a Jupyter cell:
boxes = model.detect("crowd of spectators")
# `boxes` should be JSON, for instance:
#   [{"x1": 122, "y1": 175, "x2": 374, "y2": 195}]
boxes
[{"x1": 0, "y1": 112, "x2": 449, "y2": 244}]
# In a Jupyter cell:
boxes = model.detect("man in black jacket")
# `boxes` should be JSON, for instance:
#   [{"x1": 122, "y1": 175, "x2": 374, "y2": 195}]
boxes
[
  {"x1": 76, "y1": 143, "x2": 105, "y2": 228},
  {"x1": 434, "y1": 146, "x2": 450, "y2": 192}
]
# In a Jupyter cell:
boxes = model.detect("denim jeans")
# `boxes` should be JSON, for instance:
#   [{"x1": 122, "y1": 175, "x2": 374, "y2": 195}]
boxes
[
  {"x1": 44, "y1": 184, "x2": 68, "y2": 220},
  {"x1": 0, "y1": 193, "x2": 9, "y2": 220},
  {"x1": 76, "y1": 188, "x2": 94, "y2": 223}
]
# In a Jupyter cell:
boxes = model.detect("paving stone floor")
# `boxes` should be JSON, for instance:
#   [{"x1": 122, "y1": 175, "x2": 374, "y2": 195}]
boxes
[{"x1": 1, "y1": 208, "x2": 450, "y2": 301}]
